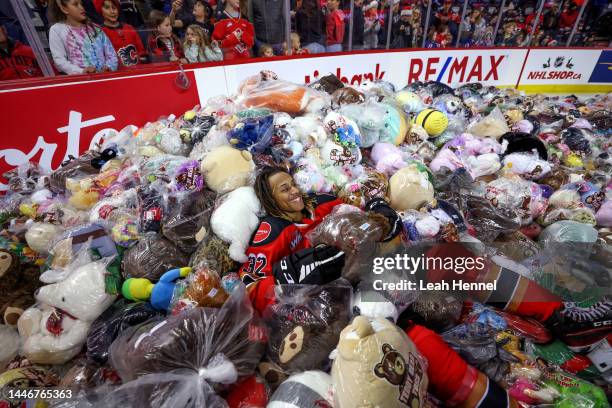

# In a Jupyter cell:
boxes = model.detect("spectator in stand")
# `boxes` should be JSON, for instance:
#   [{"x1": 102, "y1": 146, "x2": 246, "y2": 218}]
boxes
[
  {"x1": 424, "y1": 26, "x2": 440, "y2": 47},
  {"x1": 0, "y1": 25, "x2": 43, "y2": 80},
  {"x1": 212, "y1": 0, "x2": 254, "y2": 60},
  {"x1": 248, "y1": 0, "x2": 286, "y2": 55},
  {"x1": 258, "y1": 43, "x2": 274, "y2": 56},
  {"x1": 434, "y1": 22, "x2": 451, "y2": 45},
  {"x1": 350, "y1": 0, "x2": 365, "y2": 50},
  {"x1": 48, "y1": 0, "x2": 118, "y2": 74},
  {"x1": 95, "y1": 0, "x2": 147, "y2": 68},
  {"x1": 183, "y1": 24, "x2": 223, "y2": 61},
  {"x1": 118, "y1": 0, "x2": 146, "y2": 28},
  {"x1": 288, "y1": 32, "x2": 310, "y2": 54},
  {"x1": 174, "y1": 0, "x2": 214, "y2": 38},
  {"x1": 461, "y1": 8, "x2": 486, "y2": 45},
  {"x1": 146, "y1": 9, "x2": 187, "y2": 62},
  {"x1": 391, "y1": 7, "x2": 413, "y2": 48},
  {"x1": 559, "y1": 2, "x2": 579, "y2": 30},
  {"x1": 325, "y1": 0, "x2": 345, "y2": 52},
  {"x1": 295, "y1": 0, "x2": 326, "y2": 53},
  {"x1": 410, "y1": 7, "x2": 422, "y2": 46},
  {"x1": 363, "y1": 0, "x2": 381, "y2": 49}
]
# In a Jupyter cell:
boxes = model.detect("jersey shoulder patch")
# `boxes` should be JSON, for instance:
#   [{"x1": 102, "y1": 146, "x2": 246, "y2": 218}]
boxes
[{"x1": 250, "y1": 216, "x2": 293, "y2": 246}]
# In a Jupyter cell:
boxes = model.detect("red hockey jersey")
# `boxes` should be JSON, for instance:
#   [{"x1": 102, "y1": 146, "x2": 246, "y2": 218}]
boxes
[
  {"x1": 212, "y1": 18, "x2": 254, "y2": 60},
  {"x1": 101, "y1": 23, "x2": 146, "y2": 68},
  {"x1": 0, "y1": 40, "x2": 42, "y2": 80},
  {"x1": 239, "y1": 194, "x2": 341, "y2": 312}
]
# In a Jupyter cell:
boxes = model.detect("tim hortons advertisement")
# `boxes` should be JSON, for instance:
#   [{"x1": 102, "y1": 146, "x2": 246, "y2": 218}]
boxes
[
  {"x1": 520, "y1": 48, "x2": 606, "y2": 84},
  {"x1": 0, "y1": 71, "x2": 199, "y2": 191}
]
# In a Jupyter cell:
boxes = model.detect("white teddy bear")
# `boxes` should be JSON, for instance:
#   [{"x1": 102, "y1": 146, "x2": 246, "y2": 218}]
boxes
[
  {"x1": 211, "y1": 186, "x2": 262, "y2": 263},
  {"x1": 17, "y1": 260, "x2": 116, "y2": 364}
]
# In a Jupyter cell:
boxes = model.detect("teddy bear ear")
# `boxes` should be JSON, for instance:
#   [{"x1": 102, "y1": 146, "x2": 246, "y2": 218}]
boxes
[
  {"x1": 382, "y1": 343, "x2": 392, "y2": 353},
  {"x1": 374, "y1": 363, "x2": 385, "y2": 377}
]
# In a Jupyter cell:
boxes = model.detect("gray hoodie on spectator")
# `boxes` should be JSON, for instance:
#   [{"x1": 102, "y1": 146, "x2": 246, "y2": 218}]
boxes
[{"x1": 248, "y1": 0, "x2": 286, "y2": 44}]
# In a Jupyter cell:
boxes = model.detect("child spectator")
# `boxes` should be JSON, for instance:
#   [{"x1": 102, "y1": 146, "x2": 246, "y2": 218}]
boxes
[
  {"x1": 295, "y1": 0, "x2": 326, "y2": 53},
  {"x1": 258, "y1": 43, "x2": 274, "y2": 57},
  {"x1": 363, "y1": 0, "x2": 381, "y2": 49},
  {"x1": 325, "y1": 0, "x2": 345, "y2": 52},
  {"x1": 288, "y1": 32, "x2": 310, "y2": 54},
  {"x1": 146, "y1": 9, "x2": 186, "y2": 62},
  {"x1": 94, "y1": 0, "x2": 146, "y2": 68},
  {"x1": 176, "y1": 0, "x2": 215, "y2": 38},
  {"x1": 48, "y1": 0, "x2": 118, "y2": 74},
  {"x1": 0, "y1": 25, "x2": 43, "y2": 80},
  {"x1": 212, "y1": 0, "x2": 254, "y2": 60},
  {"x1": 183, "y1": 24, "x2": 223, "y2": 62}
]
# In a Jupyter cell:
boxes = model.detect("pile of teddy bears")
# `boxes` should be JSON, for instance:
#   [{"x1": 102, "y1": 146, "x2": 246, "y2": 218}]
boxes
[{"x1": 0, "y1": 69, "x2": 610, "y2": 408}]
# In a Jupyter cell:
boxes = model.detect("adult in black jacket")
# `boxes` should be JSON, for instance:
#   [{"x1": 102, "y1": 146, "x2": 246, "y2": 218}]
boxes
[
  {"x1": 295, "y1": 0, "x2": 326, "y2": 53},
  {"x1": 248, "y1": 0, "x2": 285, "y2": 54}
]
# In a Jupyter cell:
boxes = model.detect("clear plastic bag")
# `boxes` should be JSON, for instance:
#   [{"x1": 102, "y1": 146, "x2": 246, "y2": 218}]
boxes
[
  {"x1": 307, "y1": 206, "x2": 383, "y2": 282},
  {"x1": 0, "y1": 325, "x2": 19, "y2": 370},
  {"x1": 162, "y1": 189, "x2": 216, "y2": 254},
  {"x1": 170, "y1": 266, "x2": 229, "y2": 314},
  {"x1": 121, "y1": 234, "x2": 189, "y2": 281},
  {"x1": 17, "y1": 248, "x2": 117, "y2": 365},
  {"x1": 263, "y1": 280, "x2": 352, "y2": 374},
  {"x1": 86, "y1": 299, "x2": 161, "y2": 364},
  {"x1": 189, "y1": 233, "x2": 238, "y2": 276},
  {"x1": 268, "y1": 370, "x2": 333, "y2": 407},
  {"x1": 238, "y1": 71, "x2": 329, "y2": 115},
  {"x1": 49, "y1": 152, "x2": 100, "y2": 193},
  {"x1": 103, "y1": 283, "x2": 265, "y2": 407}
]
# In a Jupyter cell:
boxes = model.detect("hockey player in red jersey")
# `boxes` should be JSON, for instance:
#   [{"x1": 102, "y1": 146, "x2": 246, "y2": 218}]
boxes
[{"x1": 212, "y1": 0, "x2": 254, "y2": 60}]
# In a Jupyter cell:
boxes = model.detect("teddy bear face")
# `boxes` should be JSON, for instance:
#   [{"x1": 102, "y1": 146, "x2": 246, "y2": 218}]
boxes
[
  {"x1": 36, "y1": 262, "x2": 114, "y2": 322},
  {"x1": 374, "y1": 343, "x2": 406, "y2": 385}
]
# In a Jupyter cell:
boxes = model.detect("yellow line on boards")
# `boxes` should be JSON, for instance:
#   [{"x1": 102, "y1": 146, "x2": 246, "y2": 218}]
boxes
[{"x1": 516, "y1": 84, "x2": 612, "y2": 94}]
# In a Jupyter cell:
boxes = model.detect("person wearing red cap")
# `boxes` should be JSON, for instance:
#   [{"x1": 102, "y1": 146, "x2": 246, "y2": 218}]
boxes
[{"x1": 94, "y1": 0, "x2": 147, "y2": 67}]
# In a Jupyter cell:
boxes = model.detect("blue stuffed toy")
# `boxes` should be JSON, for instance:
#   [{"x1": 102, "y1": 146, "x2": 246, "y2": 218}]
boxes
[
  {"x1": 122, "y1": 267, "x2": 192, "y2": 311},
  {"x1": 228, "y1": 115, "x2": 274, "y2": 153}
]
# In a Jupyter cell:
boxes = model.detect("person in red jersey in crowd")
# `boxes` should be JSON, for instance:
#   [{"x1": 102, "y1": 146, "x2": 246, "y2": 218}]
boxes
[{"x1": 0, "y1": 25, "x2": 43, "y2": 80}]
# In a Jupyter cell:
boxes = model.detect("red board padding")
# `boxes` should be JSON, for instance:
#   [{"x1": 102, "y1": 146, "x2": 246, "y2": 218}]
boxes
[{"x1": 0, "y1": 70, "x2": 198, "y2": 187}]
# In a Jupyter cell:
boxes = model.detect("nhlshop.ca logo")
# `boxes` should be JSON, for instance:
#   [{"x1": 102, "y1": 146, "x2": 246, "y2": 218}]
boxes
[
  {"x1": 304, "y1": 63, "x2": 386, "y2": 86},
  {"x1": 407, "y1": 55, "x2": 507, "y2": 84},
  {"x1": 527, "y1": 56, "x2": 581, "y2": 80}
]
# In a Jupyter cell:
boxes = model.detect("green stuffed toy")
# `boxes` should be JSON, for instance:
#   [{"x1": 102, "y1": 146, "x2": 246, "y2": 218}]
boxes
[
  {"x1": 122, "y1": 267, "x2": 192, "y2": 311},
  {"x1": 543, "y1": 370, "x2": 608, "y2": 408}
]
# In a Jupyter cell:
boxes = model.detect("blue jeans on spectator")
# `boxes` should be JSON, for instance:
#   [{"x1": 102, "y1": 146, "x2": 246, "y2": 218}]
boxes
[
  {"x1": 303, "y1": 42, "x2": 326, "y2": 54},
  {"x1": 326, "y1": 44, "x2": 343, "y2": 53}
]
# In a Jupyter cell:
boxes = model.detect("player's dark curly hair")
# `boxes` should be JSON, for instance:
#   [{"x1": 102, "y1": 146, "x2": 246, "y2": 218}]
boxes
[{"x1": 254, "y1": 167, "x2": 314, "y2": 220}]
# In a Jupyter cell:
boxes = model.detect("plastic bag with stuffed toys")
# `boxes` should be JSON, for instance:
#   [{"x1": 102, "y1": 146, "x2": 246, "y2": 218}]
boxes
[
  {"x1": 238, "y1": 71, "x2": 329, "y2": 115},
  {"x1": 86, "y1": 299, "x2": 161, "y2": 364},
  {"x1": 262, "y1": 279, "x2": 352, "y2": 375},
  {"x1": 504, "y1": 359, "x2": 608, "y2": 408},
  {"x1": 121, "y1": 233, "x2": 189, "y2": 281},
  {"x1": 169, "y1": 265, "x2": 229, "y2": 315},
  {"x1": 307, "y1": 205, "x2": 384, "y2": 282},
  {"x1": 17, "y1": 243, "x2": 117, "y2": 365},
  {"x1": 161, "y1": 189, "x2": 216, "y2": 254},
  {"x1": 102, "y1": 283, "x2": 265, "y2": 407}
]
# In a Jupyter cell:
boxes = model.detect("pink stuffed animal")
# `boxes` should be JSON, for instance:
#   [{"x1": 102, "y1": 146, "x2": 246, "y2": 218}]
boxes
[{"x1": 370, "y1": 143, "x2": 407, "y2": 176}]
